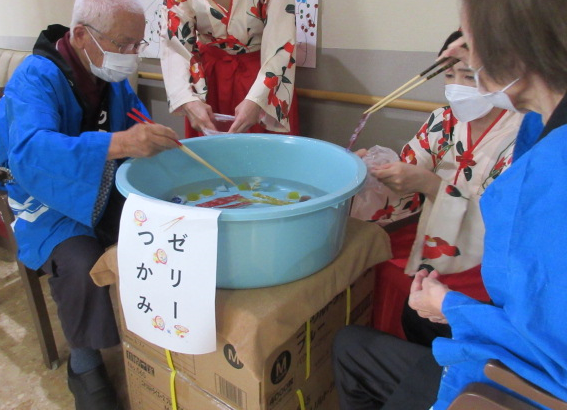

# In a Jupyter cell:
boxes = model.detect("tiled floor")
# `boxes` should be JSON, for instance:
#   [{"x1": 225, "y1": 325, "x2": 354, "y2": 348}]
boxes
[{"x1": 0, "y1": 248, "x2": 128, "y2": 410}]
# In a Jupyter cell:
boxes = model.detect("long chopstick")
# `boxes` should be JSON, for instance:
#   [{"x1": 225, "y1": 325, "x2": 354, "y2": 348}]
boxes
[
  {"x1": 362, "y1": 57, "x2": 449, "y2": 115},
  {"x1": 363, "y1": 57, "x2": 458, "y2": 115},
  {"x1": 127, "y1": 109, "x2": 237, "y2": 187}
]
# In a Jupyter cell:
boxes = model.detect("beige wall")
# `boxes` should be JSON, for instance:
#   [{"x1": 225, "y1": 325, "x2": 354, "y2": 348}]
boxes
[
  {"x1": 0, "y1": 0, "x2": 72, "y2": 37},
  {"x1": 321, "y1": 1, "x2": 460, "y2": 52},
  {"x1": 0, "y1": 0, "x2": 459, "y2": 51}
]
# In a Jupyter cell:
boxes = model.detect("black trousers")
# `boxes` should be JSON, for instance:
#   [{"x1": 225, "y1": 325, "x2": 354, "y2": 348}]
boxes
[
  {"x1": 333, "y1": 325, "x2": 442, "y2": 410},
  {"x1": 41, "y1": 235, "x2": 120, "y2": 350},
  {"x1": 40, "y1": 188, "x2": 124, "y2": 350},
  {"x1": 402, "y1": 297, "x2": 452, "y2": 347}
]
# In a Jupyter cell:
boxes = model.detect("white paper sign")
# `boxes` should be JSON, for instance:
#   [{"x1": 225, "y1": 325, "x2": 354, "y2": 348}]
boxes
[{"x1": 118, "y1": 193, "x2": 221, "y2": 354}]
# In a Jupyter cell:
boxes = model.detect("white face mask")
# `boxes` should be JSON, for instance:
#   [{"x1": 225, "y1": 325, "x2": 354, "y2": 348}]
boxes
[
  {"x1": 445, "y1": 84, "x2": 494, "y2": 122},
  {"x1": 84, "y1": 28, "x2": 139, "y2": 83},
  {"x1": 473, "y1": 66, "x2": 520, "y2": 112}
]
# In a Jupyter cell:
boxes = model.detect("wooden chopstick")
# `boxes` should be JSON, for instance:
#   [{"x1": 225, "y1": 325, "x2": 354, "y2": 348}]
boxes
[
  {"x1": 127, "y1": 109, "x2": 237, "y2": 187},
  {"x1": 361, "y1": 57, "x2": 449, "y2": 115},
  {"x1": 363, "y1": 57, "x2": 457, "y2": 115},
  {"x1": 175, "y1": 143, "x2": 237, "y2": 187}
]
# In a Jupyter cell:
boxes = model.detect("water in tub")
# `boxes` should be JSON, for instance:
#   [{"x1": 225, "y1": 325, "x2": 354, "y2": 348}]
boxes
[{"x1": 166, "y1": 177, "x2": 327, "y2": 209}]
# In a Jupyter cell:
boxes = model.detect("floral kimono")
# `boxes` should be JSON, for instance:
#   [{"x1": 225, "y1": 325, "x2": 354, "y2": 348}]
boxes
[
  {"x1": 160, "y1": 0, "x2": 298, "y2": 133},
  {"x1": 377, "y1": 106, "x2": 524, "y2": 276}
]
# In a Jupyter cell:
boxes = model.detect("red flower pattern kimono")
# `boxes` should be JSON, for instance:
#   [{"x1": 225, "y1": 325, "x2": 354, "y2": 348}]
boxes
[
  {"x1": 370, "y1": 106, "x2": 523, "y2": 275},
  {"x1": 160, "y1": 0, "x2": 297, "y2": 132}
]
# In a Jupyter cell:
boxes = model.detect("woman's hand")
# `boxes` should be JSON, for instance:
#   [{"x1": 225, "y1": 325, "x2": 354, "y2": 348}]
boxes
[
  {"x1": 354, "y1": 148, "x2": 368, "y2": 158},
  {"x1": 371, "y1": 162, "x2": 441, "y2": 200},
  {"x1": 439, "y1": 37, "x2": 470, "y2": 66},
  {"x1": 182, "y1": 100, "x2": 216, "y2": 132},
  {"x1": 408, "y1": 269, "x2": 450, "y2": 324},
  {"x1": 229, "y1": 99, "x2": 262, "y2": 133}
]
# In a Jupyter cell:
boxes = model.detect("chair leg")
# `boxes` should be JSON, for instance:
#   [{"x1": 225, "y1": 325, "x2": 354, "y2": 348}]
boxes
[
  {"x1": 19, "y1": 263, "x2": 59, "y2": 370},
  {"x1": 0, "y1": 192, "x2": 59, "y2": 369}
]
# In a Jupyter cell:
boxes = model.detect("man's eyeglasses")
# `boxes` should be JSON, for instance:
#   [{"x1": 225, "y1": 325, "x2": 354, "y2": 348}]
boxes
[{"x1": 84, "y1": 24, "x2": 149, "y2": 54}]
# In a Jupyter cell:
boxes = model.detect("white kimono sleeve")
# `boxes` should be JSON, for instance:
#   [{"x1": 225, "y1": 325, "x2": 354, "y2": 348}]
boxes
[{"x1": 246, "y1": 0, "x2": 297, "y2": 132}]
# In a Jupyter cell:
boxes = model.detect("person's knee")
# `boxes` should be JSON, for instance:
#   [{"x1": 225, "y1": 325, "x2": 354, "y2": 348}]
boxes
[
  {"x1": 334, "y1": 325, "x2": 355, "y2": 355},
  {"x1": 49, "y1": 236, "x2": 104, "y2": 280},
  {"x1": 333, "y1": 325, "x2": 368, "y2": 364}
]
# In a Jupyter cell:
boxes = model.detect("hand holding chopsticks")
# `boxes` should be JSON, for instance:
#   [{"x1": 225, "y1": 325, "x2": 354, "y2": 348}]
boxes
[
  {"x1": 108, "y1": 110, "x2": 179, "y2": 159},
  {"x1": 127, "y1": 108, "x2": 237, "y2": 187}
]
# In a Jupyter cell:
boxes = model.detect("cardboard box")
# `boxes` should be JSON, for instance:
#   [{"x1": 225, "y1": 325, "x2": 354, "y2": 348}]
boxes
[
  {"x1": 121, "y1": 270, "x2": 373, "y2": 410},
  {"x1": 124, "y1": 342, "x2": 341, "y2": 410},
  {"x1": 91, "y1": 218, "x2": 391, "y2": 410},
  {"x1": 124, "y1": 344, "x2": 232, "y2": 410}
]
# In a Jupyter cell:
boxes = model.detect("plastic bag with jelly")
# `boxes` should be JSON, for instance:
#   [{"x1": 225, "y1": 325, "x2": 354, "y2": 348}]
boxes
[{"x1": 350, "y1": 145, "x2": 401, "y2": 224}]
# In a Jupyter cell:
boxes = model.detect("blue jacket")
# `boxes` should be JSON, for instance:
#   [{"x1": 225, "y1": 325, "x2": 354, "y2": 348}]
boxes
[
  {"x1": 432, "y1": 117, "x2": 567, "y2": 409},
  {"x1": 513, "y1": 111, "x2": 544, "y2": 161},
  {"x1": 0, "y1": 25, "x2": 147, "y2": 269}
]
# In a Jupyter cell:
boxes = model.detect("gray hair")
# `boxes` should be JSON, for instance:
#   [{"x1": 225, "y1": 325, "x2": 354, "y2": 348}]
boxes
[{"x1": 70, "y1": 0, "x2": 144, "y2": 35}]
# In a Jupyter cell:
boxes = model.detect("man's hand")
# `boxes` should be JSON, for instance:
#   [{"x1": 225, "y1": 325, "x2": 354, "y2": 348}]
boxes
[
  {"x1": 108, "y1": 123, "x2": 180, "y2": 159},
  {"x1": 408, "y1": 269, "x2": 450, "y2": 324},
  {"x1": 228, "y1": 99, "x2": 262, "y2": 133},
  {"x1": 182, "y1": 100, "x2": 216, "y2": 132}
]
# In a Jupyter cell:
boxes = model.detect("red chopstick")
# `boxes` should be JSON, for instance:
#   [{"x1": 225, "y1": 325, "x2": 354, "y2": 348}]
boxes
[
  {"x1": 132, "y1": 107, "x2": 155, "y2": 124},
  {"x1": 126, "y1": 112, "x2": 144, "y2": 124},
  {"x1": 127, "y1": 109, "x2": 182, "y2": 146}
]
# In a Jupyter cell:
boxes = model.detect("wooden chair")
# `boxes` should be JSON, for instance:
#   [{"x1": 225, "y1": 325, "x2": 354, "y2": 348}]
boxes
[
  {"x1": 0, "y1": 49, "x2": 58, "y2": 369},
  {"x1": 0, "y1": 190, "x2": 59, "y2": 370},
  {"x1": 448, "y1": 360, "x2": 567, "y2": 410}
]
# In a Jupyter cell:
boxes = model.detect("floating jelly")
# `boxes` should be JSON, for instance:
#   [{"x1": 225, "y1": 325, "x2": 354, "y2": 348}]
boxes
[
  {"x1": 168, "y1": 177, "x2": 327, "y2": 210},
  {"x1": 287, "y1": 191, "x2": 300, "y2": 200}
]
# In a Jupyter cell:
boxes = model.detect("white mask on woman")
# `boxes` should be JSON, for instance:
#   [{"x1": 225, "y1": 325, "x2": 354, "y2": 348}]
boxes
[
  {"x1": 84, "y1": 27, "x2": 139, "y2": 83},
  {"x1": 473, "y1": 66, "x2": 520, "y2": 112},
  {"x1": 445, "y1": 84, "x2": 494, "y2": 122}
]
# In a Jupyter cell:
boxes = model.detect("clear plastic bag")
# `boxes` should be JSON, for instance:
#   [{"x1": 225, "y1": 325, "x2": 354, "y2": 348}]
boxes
[
  {"x1": 350, "y1": 145, "x2": 401, "y2": 223},
  {"x1": 202, "y1": 114, "x2": 236, "y2": 135}
]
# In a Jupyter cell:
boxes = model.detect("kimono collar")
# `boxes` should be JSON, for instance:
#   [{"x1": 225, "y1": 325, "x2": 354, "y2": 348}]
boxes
[{"x1": 539, "y1": 91, "x2": 567, "y2": 141}]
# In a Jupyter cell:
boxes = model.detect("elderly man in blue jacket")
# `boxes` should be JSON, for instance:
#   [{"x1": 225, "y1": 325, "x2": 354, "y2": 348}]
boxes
[{"x1": 0, "y1": 0, "x2": 180, "y2": 408}]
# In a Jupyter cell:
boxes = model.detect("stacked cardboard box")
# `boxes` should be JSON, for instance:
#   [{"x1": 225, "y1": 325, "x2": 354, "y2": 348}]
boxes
[
  {"x1": 123, "y1": 349, "x2": 232, "y2": 410},
  {"x1": 121, "y1": 269, "x2": 374, "y2": 410},
  {"x1": 91, "y1": 218, "x2": 392, "y2": 410}
]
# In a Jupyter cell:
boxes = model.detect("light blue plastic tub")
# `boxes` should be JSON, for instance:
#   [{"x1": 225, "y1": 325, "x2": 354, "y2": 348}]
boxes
[{"x1": 116, "y1": 134, "x2": 366, "y2": 289}]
